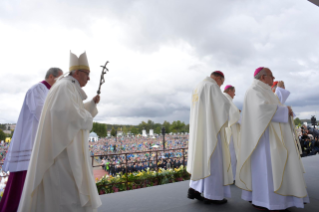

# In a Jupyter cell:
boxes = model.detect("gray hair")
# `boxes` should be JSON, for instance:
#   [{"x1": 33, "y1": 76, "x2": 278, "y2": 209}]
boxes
[
  {"x1": 69, "y1": 70, "x2": 76, "y2": 76},
  {"x1": 254, "y1": 68, "x2": 267, "y2": 80},
  {"x1": 45, "y1": 67, "x2": 63, "y2": 79}
]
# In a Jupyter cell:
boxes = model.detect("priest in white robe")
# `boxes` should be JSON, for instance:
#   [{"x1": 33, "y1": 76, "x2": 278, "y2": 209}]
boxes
[
  {"x1": 223, "y1": 85, "x2": 240, "y2": 181},
  {"x1": 18, "y1": 52, "x2": 102, "y2": 212},
  {"x1": 0, "y1": 68, "x2": 63, "y2": 212},
  {"x1": 188, "y1": 71, "x2": 233, "y2": 205},
  {"x1": 236, "y1": 67, "x2": 309, "y2": 211}
]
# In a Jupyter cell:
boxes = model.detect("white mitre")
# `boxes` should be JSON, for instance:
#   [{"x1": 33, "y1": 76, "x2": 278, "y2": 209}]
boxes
[{"x1": 69, "y1": 51, "x2": 90, "y2": 72}]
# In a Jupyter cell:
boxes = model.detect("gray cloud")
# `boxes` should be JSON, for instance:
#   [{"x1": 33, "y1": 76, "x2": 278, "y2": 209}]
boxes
[{"x1": 1, "y1": 0, "x2": 319, "y2": 124}]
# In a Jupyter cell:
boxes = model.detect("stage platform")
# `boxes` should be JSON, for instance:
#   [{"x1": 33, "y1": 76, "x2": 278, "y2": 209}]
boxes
[{"x1": 98, "y1": 155, "x2": 319, "y2": 212}]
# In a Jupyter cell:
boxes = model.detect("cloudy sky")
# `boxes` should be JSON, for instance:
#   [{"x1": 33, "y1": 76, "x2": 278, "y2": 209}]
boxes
[{"x1": 1, "y1": 0, "x2": 319, "y2": 125}]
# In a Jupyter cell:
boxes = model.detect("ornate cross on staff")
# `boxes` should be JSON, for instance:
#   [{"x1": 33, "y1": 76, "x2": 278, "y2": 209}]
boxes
[{"x1": 97, "y1": 61, "x2": 109, "y2": 95}]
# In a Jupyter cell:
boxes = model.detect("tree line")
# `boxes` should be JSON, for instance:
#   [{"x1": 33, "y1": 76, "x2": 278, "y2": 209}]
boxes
[{"x1": 91, "y1": 120, "x2": 189, "y2": 138}]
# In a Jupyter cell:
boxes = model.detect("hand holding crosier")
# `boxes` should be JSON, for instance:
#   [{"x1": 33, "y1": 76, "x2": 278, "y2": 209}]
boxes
[{"x1": 93, "y1": 95, "x2": 100, "y2": 104}]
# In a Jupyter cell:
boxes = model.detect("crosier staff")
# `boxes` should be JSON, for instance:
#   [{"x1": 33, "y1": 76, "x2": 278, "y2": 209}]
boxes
[{"x1": 97, "y1": 61, "x2": 109, "y2": 95}]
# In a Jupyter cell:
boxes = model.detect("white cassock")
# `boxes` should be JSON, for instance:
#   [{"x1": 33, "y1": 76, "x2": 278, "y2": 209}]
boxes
[
  {"x1": 18, "y1": 76, "x2": 101, "y2": 212},
  {"x1": 223, "y1": 93, "x2": 240, "y2": 180},
  {"x1": 188, "y1": 77, "x2": 233, "y2": 200},
  {"x1": 236, "y1": 79, "x2": 309, "y2": 210},
  {"x1": 3, "y1": 82, "x2": 49, "y2": 172}
]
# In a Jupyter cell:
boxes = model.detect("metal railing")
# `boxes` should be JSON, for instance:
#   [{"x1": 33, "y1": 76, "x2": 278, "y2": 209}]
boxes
[{"x1": 91, "y1": 148, "x2": 189, "y2": 193}]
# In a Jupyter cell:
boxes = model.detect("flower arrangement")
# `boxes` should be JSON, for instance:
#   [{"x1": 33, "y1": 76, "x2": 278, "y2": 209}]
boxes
[{"x1": 96, "y1": 166, "x2": 190, "y2": 195}]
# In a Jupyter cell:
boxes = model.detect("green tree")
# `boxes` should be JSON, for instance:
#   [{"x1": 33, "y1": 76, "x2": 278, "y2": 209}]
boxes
[
  {"x1": 0, "y1": 129, "x2": 6, "y2": 141},
  {"x1": 154, "y1": 124, "x2": 162, "y2": 134},
  {"x1": 184, "y1": 124, "x2": 190, "y2": 133},
  {"x1": 294, "y1": 118, "x2": 302, "y2": 126},
  {"x1": 170, "y1": 120, "x2": 186, "y2": 133},
  {"x1": 91, "y1": 122, "x2": 107, "y2": 137},
  {"x1": 111, "y1": 127, "x2": 117, "y2": 137},
  {"x1": 162, "y1": 121, "x2": 171, "y2": 134},
  {"x1": 130, "y1": 126, "x2": 139, "y2": 135},
  {"x1": 123, "y1": 126, "x2": 128, "y2": 135},
  {"x1": 138, "y1": 121, "x2": 147, "y2": 132},
  {"x1": 147, "y1": 120, "x2": 155, "y2": 131}
]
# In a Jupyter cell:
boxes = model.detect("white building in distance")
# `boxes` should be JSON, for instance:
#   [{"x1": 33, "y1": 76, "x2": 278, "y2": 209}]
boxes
[{"x1": 89, "y1": 132, "x2": 99, "y2": 142}]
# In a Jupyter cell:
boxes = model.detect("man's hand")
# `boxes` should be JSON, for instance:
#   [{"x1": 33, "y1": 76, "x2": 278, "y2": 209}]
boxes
[
  {"x1": 277, "y1": 81, "x2": 285, "y2": 89},
  {"x1": 287, "y1": 106, "x2": 293, "y2": 117},
  {"x1": 93, "y1": 95, "x2": 100, "y2": 104}
]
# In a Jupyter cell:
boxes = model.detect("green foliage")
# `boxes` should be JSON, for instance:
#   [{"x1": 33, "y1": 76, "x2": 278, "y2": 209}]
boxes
[
  {"x1": 162, "y1": 121, "x2": 171, "y2": 133},
  {"x1": 170, "y1": 120, "x2": 186, "y2": 133},
  {"x1": 130, "y1": 126, "x2": 139, "y2": 135},
  {"x1": 122, "y1": 126, "x2": 128, "y2": 135},
  {"x1": 0, "y1": 124, "x2": 6, "y2": 130},
  {"x1": 91, "y1": 122, "x2": 107, "y2": 137},
  {"x1": 91, "y1": 120, "x2": 189, "y2": 136},
  {"x1": 0, "y1": 129, "x2": 6, "y2": 141},
  {"x1": 110, "y1": 127, "x2": 117, "y2": 137},
  {"x1": 294, "y1": 118, "x2": 302, "y2": 126}
]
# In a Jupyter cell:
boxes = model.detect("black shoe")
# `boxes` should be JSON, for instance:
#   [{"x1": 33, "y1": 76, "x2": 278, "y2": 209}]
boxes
[
  {"x1": 203, "y1": 198, "x2": 227, "y2": 204},
  {"x1": 187, "y1": 188, "x2": 204, "y2": 201}
]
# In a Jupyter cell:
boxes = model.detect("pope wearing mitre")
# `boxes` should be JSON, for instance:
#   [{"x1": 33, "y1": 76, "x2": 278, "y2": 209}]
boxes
[{"x1": 18, "y1": 52, "x2": 102, "y2": 212}]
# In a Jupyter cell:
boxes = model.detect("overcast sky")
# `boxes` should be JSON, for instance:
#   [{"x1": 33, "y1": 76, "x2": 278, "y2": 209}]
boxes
[{"x1": 1, "y1": 0, "x2": 319, "y2": 125}]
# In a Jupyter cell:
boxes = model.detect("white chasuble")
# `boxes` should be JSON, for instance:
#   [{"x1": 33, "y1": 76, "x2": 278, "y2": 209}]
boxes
[
  {"x1": 236, "y1": 79, "x2": 308, "y2": 209},
  {"x1": 223, "y1": 93, "x2": 240, "y2": 180},
  {"x1": 189, "y1": 133, "x2": 231, "y2": 200},
  {"x1": 3, "y1": 82, "x2": 49, "y2": 172},
  {"x1": 18, "y1": 76, "x2": 101, "y2": 212},
  {"x1": 187, "y1": 77, "x2": 233, "y2": 186}
]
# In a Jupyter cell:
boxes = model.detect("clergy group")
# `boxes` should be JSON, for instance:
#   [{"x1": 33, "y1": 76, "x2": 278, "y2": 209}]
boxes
[
  {"x1": 187, "y1": 68, "x2": 308, "y2": 211},
  {"x1": 0, "y1": 60, "x2": 309, "y2": 212}
]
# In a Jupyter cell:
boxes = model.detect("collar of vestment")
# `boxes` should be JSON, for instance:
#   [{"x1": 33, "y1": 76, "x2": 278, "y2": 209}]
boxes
[
  {"x1": 204, "y1": 76, "x2": 217, "y2": 84},
  {"x1": 254, "y1": 79, "x2": 272, "y2": 93},
  {"x1": 224, "y1": 92, "x2": 233, "y2": 102},
  {"x1": 41, "y1": 80, "x2": 51, "y2": 90},
  {"x1": 65, "y1": 75, "x2": 88, "y2": 100}
]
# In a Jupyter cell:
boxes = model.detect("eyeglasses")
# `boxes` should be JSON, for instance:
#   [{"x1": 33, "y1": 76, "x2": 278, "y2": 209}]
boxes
[{"x1": 78, "y1": 70, "x2": 90, "y2": 77}]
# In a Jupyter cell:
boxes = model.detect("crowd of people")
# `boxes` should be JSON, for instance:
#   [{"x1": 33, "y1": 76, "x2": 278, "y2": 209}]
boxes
[
  {"x1": 89, "y1": 135, "x2": 189, "y2": 176},
  {"x1": 0, "y1": 143, "x2": 9, "y2": 201},
  {"x1": 88, "y1": 134, "x2": 188, "y2": 155},
  {"x1": 299, "y1": 126, "x2": 319, "y2": 156},
  {"x1": 0, "y1": 143, "x2": 9, "y2": 163}
]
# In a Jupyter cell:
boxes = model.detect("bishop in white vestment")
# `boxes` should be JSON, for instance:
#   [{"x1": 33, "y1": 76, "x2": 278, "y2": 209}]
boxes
[
  {"x1": 236, "y1": 67, "x2": 309, "y2": 211},
  {"x1": 0, "y1": 68, "x2": 63, "y2": 212},
  {"x1": 188, "y1": 71, "x2": 233, "y2": 204},
  {"x1": 223, "y1": 85, "x2": 240, "y2": 180},
  {"x1": 18, "y1": 52, "x2": 102, "y2": 212}
]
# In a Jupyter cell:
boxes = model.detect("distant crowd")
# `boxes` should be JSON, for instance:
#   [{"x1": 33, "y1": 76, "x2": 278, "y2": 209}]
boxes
[
  {"x1": 88, "y1": 135, "x2": 188, "y2": 155},
  {"x1": 89, "y1": 135, "x2": 189, "y2": 176},
  {"x1": 299, "y1": 126, "x2": 319, "y2": 156}
]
